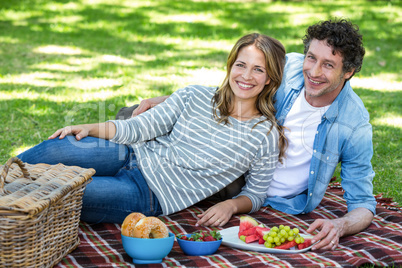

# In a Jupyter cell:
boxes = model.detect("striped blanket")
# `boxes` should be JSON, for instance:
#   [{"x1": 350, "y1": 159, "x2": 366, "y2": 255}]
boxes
[{"x1": 56, "y1": 187, "x2": 402, "y2": 268}]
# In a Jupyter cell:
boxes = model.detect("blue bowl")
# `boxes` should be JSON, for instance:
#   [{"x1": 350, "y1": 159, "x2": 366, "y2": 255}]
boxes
[
  {"x1": 121, "y1": 233, "x2": 175, "y2": 264},
  {"x1": 177, "y1": 234, "x2": 222, "y2": 256}
]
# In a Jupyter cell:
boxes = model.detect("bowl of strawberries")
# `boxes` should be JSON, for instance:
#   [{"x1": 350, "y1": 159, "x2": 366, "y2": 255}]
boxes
[{"x1": 176, "y1": 230, "x2": 222, "y2": 256}]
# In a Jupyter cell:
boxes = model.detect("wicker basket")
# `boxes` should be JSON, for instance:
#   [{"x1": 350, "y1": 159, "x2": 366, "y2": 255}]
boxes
[{"x1": 0, "y1": 157, "x2": 95, "y2": 268}]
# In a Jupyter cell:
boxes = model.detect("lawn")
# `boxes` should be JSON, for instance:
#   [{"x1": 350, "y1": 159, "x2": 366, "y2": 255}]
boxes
[{"x1": 0, "y1": 0, "x2": 401, "y2": 203}]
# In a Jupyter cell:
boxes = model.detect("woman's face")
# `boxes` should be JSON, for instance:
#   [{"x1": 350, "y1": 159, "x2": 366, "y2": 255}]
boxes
[{"x1": 229, "y1": 45, "x2": 271, "y2": 104}]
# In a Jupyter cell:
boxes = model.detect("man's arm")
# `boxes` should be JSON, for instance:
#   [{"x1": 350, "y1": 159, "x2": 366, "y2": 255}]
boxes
[
  {"x1": 308, "y1": 119, "x2": 376, "y2": 251},
  {"x1": 307, "y1": 207, "x2": 373, "y2": 251},
  {"x1": 131, "y1": 96, "x2": 170, "y2": 117}
]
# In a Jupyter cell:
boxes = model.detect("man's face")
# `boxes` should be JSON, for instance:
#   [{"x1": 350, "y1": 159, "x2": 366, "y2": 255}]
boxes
[{"x1": 302, "y1": 39, "x2": 354, "y2": 107}]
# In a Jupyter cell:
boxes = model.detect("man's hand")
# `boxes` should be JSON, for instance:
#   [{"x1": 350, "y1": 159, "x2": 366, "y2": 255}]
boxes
[
  {"x1": 131, "y1": 96, "x2": 169, "y2": 117},
  {"x1": 307, "y1": 218, "x2": 344, "y2": 251},
  {"x1": 307, "y1": 207, "x2": 373, "y2": 251}
]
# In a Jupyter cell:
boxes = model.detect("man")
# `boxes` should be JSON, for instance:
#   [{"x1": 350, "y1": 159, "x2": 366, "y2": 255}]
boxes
[{"x1": 126, "y1": 19, "x2": 376, "y2": 251}]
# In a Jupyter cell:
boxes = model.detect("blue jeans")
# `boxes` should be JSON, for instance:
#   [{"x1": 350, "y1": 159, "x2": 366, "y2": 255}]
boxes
[{"x1": 18, "y1": 136, "x2": 162, "y2": 223}]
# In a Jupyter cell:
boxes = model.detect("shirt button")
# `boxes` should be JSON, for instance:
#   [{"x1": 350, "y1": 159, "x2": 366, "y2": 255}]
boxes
[
  {"x1": 301, "y1": 212, "x2": 305, "y2": 214},
  {"x1": 316, "y1": 131, "x2": 319, "y2": 134},
  {"x1": 310, "y1": 193, "x2": 313, "y2": 196},
  {"x1": 311, "y1": 171, "x2": 314, "y2": 175},
  {"x1": 327, "y1": 156, "x2": 329, "y2": 160},
  {"x1": 314, "y1": 149, "x2": 317, "y2": 153}
]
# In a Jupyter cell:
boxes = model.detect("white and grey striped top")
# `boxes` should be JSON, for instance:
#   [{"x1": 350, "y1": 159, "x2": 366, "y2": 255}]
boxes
[{"x1": 110, "y1": 85, "x2": 279, "y2": 215}]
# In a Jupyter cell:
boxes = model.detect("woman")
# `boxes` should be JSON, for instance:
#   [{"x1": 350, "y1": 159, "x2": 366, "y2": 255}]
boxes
[{"x1": 18, "y1": 33, "x2": 286, "y2": 226}]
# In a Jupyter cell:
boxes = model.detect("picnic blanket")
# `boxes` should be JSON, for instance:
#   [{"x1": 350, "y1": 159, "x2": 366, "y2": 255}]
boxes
[{"x1": 56, "y1": 187, "x2": 402, "y2": 268}]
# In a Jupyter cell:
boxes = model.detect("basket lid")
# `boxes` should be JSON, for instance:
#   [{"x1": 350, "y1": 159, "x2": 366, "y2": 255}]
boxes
[{"x1": 0, "y1": 157, "x2": 95, "y2": 217}]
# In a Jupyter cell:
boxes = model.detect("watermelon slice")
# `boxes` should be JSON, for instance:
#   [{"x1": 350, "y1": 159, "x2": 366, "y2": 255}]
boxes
[
  {"x1": 255, "y1": 226, "x2": 270, "y2": 238},
  {"x1": 244, "y1": 234, "x2": 259, "y2": 244},
  {"x1": 238, "y1": 216, "x2": 259, "y2": 236},
  {"x1": 274, "y1": 240, "x2": 297, "y2": 250},
  {"x1": 238, "y1": 226, "x2": 258, "y2": 237},
  {"x1": 297, "y1": 239, "x2": 312, "y2": 250}
]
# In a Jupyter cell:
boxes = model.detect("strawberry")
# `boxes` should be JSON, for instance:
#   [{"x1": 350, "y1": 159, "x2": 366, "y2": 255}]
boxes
[
  {"x1": 178, "y1": 230, "x2": 222, "y2": 242},
  {"x1": 203, "y1": 236, "x2": 216, "y2": 241}
]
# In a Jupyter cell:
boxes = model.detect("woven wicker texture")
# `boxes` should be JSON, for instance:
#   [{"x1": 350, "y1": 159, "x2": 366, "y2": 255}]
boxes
[{"x1": 0, "y1": 157, "x2": 95, "y2": 268}]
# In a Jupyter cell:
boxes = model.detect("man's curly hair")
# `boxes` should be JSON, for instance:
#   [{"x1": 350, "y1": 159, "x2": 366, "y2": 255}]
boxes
[{"x1": 302, "y1": 19, "x2": 365, "y2": 80}]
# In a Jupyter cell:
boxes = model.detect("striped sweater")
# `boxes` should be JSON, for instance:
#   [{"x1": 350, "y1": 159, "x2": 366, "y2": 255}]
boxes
[{"x1": 110, "y1": 85, "x2": 279, "y2": 215}]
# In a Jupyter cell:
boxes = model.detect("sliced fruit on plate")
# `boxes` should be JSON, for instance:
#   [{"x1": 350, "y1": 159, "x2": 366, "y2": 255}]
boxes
[
  {"x1": 238, "y1": 216, "x2": 259, "y2": 237},
  {"x1": 244, "y1": 234, "x2": 259, "y2": 244},
  {"x1": 255, "y1": 226, "x2": 270, "y2": 238},
  {"x1": 297, "y1": 239, "x2": 312, "y2": 250},
  {"x1": 238, "y1": 216, "x2": 271, "y2": 244},
  {"x1": 273, "y1": 240, "x2": 297, "y2": 250}
]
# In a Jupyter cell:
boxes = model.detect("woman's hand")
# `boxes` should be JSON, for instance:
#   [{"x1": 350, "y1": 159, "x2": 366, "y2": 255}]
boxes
[
  {"x1": 48, "y1": 122, "x2": 116, "y2": 141},
  {"x1": 48, "y1": 125, "x2": 90, "y2": 140},
  {"x1": 196, "y1": 195, "x2": 253, "y2": 227},
  {"x1": 195, "y1": 200, "x2": 236, "y2": 227}
]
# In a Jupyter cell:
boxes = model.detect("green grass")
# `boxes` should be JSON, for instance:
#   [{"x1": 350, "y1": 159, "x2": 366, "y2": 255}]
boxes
[{"x1": 0, "y1": 0, "x2": 401, "y2": 204}]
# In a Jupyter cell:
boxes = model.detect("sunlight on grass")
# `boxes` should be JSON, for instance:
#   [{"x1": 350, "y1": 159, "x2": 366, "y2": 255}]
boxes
[
  {"x1": 1, "y1": 72, "x2": 62, "y2": 88},
  {"x1": 11, "y1": 146, "x2": 32, "y2": 158},
  {"x1": 38, "y1": 15, "x2": 84, "y2": 24},
  {"x1": 153, "y1": 13, "x2": 221, "y2": 26},
  {"x1": 352, "y1": 76, "x2": 402, "y2": 91},
  {"x1": 65, "y1": 78, "x2": 122, "y2": 91},
  {"x1": 0, "y1": 36, "x2": 20, "y2": 44},
  {"x1": 372, "y1": 115, "x2": 402, "y2": 128},
  {"x1": 33, "y1": 45, "x2": 86, "y2": 55},
  {"x1": 1, "y1": 10, "x2": 42, "y2": 21},
  {"x1": 43, "y1": 1, "x2": 83, "y2": 11}
]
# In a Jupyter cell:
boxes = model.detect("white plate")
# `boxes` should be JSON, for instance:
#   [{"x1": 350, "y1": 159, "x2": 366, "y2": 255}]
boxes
[{"x1": 220, "y1": 226, "x2": 314, "y2": 254}]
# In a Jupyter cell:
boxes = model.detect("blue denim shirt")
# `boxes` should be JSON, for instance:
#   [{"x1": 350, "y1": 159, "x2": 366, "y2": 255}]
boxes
[{"x1": 263, "y1": 53, "x2": 377, "y2": 215}]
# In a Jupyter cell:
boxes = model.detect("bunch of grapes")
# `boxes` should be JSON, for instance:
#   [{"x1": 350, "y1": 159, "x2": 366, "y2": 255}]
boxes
[{"x1": 263, "y1": 225, "x2": 305, "y2": 248}]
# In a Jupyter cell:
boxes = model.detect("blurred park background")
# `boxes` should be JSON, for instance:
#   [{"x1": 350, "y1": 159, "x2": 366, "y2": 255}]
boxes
[{"x1": 0, "y1": 0, "x2": 400, "y2": 203}]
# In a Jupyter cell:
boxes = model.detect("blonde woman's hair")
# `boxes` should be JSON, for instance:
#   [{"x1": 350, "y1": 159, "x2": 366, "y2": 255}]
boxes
[{"x1": 212, "y1": 33, "x2": 287, "y2": 162}]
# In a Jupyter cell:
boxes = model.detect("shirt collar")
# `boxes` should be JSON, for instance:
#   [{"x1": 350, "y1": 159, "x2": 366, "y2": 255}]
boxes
[{"x1": 290, "y1": 77, "x2": 351, "y2": 123}]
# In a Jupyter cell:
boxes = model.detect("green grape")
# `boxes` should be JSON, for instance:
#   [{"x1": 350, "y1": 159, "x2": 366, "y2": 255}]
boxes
[
  {"x1": 277, "y1": 233, "x2": 282, "y2": 239},
  {"x1": 280, "y1": 237, "x2": 286, "y2": 243},
  {"x1": 300, "y1": 237, "x2": 305, "y2": 243},
  {"x1": 279, "y1": 225, "x2": 284, "y2": 230},
  {"x1": 288, "y1": 236, "x2": 294, "y2": 241},
  {"x1": 274, "y1": 237, "x2": 280, "y2": 243},
  {"x1": 284, "y1": 226, "x2": 291, "y2": 232},
  {"x1": 293, "y1": 228, "x2": 299, "y2": 235},
  {"x1": 275, "y1": 241, "x2": 281, "y2": 246},
  {"x1": 280, "y1": 230, "x2": 287, "y2": 236},
  {"x1": 264, "y1": 241, "x2": 272, "y2": 248},
  {"x1": 288, "y1": 230, "x2": 294, "y2": 237},
  {"x1": 271, "y1": 226, "x2": 279, "y2": 232},
  {"x1": 263, "y1": 233, "x2": 269, "y2": 240},
  {"x1": 295, "y1": 237, "x2": 301, "y2": 244},
  {"x1": 270, "y1": 231, "x2": 277, "y2": 237},
  {"x1": 267, "y1": 236, "x2": 274, "y2": 243}
]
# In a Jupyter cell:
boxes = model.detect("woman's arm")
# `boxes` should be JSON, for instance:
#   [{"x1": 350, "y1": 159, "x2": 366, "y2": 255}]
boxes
[{"x1": 48, "y1": 122, "x2": 116, "y2": 141}]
